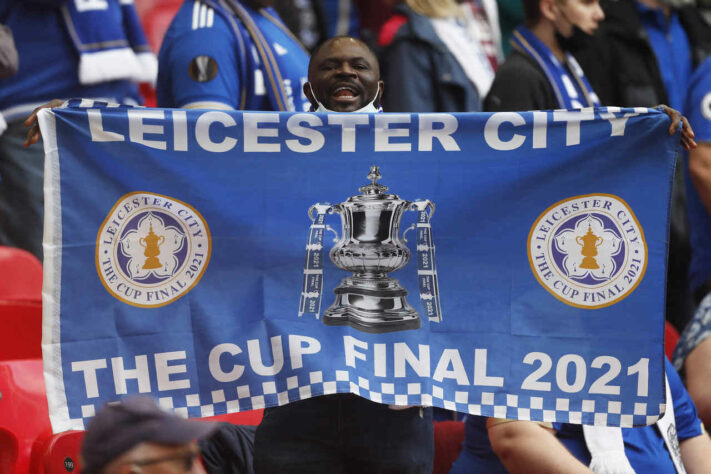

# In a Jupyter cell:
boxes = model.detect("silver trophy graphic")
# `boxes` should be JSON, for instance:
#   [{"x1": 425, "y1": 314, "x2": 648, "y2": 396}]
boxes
[{"x1": 303, "y1": 165, "x2": 436, "y2": 333}]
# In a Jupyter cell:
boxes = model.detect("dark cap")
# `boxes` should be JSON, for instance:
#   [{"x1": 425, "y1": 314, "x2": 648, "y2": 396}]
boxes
[{"x1": 81, "y1": 396, "x2": 217, "y2": 474}]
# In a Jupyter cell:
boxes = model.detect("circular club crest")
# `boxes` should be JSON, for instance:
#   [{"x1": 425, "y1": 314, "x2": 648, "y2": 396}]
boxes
[
  {"x1": 527, "y1": 194, "x2": 647, "y2": 309},
  {"x1": 96, "y1": 192, "x2": 211, "y2": 307}
]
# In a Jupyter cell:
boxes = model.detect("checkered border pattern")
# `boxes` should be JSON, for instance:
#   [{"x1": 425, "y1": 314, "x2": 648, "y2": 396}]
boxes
[{"x1": 70, "y1": 370, "x2": 664, "y2": 429}]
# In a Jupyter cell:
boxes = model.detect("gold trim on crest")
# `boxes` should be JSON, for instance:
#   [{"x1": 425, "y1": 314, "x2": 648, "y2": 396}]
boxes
[
  {"x1": 95, "y1": 191, "x2": 212, "y2": 308},
  {"x1": 526, "y1": 193, "x2": 648, "y2": 310}
]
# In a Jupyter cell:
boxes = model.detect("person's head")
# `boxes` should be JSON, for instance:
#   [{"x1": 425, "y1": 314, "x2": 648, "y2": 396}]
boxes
[
  {"x1": 524, "y1": 0, "x2": 604, "y2": 37},
  {"x1": 304, "y1": 36, "x2": 384, "y2": 112},
  {"x1": 80, "y1": 396, "x2": 216, "y2": 474}
]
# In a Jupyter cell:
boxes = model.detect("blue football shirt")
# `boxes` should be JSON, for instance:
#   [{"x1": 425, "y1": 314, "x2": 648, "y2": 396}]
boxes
[{"x1": 157, "y1": 0, "x2": 309, "y2": 111}]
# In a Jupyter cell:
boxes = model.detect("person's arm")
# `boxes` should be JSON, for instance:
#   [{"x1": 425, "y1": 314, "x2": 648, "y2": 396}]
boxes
[
  {"x1": 683, "y1": 336, "x2": 711, "y2": 428},
  {"x1": 680, "y1": 430, "x2": 711, "y2": 474},
  {"x1": 158, "y1": 14, "x2": 240, "y2": 110},
  {"x1": 688, "y1": 144, "x2": 711, "y2": 215},
  {"x1": 487, "y1": 419, "x2": 592, "y2": 474},
  {"x1": 0, "y1": 24, "x2": 17, "y2": 79},
  {"x1": 665, "y1": 356, "x2": 710, "y2": 473}
]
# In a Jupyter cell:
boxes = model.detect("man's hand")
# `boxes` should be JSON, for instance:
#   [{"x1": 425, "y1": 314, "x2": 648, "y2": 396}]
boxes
[
  {"x1": 23, "y1": 99, "x2": 65, "y2": 147},
  {"x1": 658, "y1": 104, "x2": 697, "y2": 151}
]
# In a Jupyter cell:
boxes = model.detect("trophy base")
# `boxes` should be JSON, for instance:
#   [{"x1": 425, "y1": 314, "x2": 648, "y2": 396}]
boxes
[{"x1": 322, "y1": 276, "x2": 421, "y2": 333}]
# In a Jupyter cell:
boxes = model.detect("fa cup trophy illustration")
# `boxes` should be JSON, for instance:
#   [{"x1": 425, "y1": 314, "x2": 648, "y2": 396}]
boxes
[
  {"x1": 300, "y1": 165, "x2": 438, "y2": 333},
  {"x1": 139, "y1": 224, "x2": 165, "y2": 270}
]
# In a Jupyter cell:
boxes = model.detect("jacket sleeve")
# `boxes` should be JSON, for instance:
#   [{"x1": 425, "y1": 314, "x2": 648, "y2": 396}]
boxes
[
  {"x1": 0, "y1": 24, "x2": 17, "y2": 79},
  {"x1": 381, "y1": 38, "x2": 438, "y2": 112}
]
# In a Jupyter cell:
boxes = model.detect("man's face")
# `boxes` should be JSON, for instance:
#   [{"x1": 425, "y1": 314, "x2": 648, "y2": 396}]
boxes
[
  {"x1": 304, "y1": 38, "x2": 384, "y2": 112},
  {"x1": 554, "y1": 0, "x2": 605, "y2": 35},
  {"x1": 108, "y1": 442, "x2": 206, "y2": 474}
]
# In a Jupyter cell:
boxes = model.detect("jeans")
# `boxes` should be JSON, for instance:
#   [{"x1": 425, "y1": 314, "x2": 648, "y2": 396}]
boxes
[{"x1": 254, "y1": 394, "x2": 433, "y2": 473}]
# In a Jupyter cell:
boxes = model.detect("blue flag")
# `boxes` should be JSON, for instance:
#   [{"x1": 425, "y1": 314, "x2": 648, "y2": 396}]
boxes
[{"x1": 39, "y1": 103, "x2": 677, "y2": 432}]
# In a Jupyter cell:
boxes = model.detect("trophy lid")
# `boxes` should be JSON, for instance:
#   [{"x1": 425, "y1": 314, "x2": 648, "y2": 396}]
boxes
[{"x1": 352, "y1": 165, "x2": 399, "y2": 201}]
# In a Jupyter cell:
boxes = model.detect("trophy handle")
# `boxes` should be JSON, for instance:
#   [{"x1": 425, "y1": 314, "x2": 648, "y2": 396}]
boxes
[
  {"x1": 308, "y1": 203, "x2": 332, "y2": 222},
  {"x1": 409, "y1": 199, "x2": 435, "y2": 219},
  {"x1": 402, "y1": 200, "x2": 435, "y2": 242},
  {"x1": 308, "y1": 203, "x2": 341, "y2": 242}
]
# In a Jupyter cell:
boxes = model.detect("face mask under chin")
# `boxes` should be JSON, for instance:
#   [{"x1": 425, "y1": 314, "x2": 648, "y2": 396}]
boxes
[
  {"x1": 555, "y1": 25, "x2": 595, "y2": 53},
  {"x1": 310, "y1": 83, "x2": 381, "y2": 113}
]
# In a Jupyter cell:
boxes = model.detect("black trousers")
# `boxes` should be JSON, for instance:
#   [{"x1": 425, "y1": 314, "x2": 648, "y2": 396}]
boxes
[{"x1": 254, "y1": 394, "x2": 433, "y2": 474}]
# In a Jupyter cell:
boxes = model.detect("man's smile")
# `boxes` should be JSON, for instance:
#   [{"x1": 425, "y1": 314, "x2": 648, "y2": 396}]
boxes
[{"x1": 331, "y1": 84, "x2": 361, "y2": 103}]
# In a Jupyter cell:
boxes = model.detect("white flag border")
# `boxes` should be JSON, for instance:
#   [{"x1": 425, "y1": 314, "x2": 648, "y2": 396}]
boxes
[{"x1": 39, "y1": 107, "x2": 75, "y2": 433}]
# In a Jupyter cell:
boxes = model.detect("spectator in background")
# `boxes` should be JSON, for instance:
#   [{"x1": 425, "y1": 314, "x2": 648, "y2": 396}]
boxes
[
  {"x1": 673, "y1": 55, "x2": 711, "y2": 430},
  {"x1": 157, "y1": 0, "x2": 310, "y2": 112},
  {"x1": 488, "y1": 359, "x2": 711, "y2": 474},
  {"x1": 378, "y1": 0, "x2": 500, "y2": 112},
  {"x1": 0, "y1": 0, "x2": 154, "y2": 260},
  {"x1": 484, "y1": 0, "x2": 603, "y2": 111},
  {"x1": 452, "y1": 359, "x2": 711, "y2": 473},
  {"x1": 674, "y1": 290, "x2": 711, "y2": 429},
  {"x1": 80, "y1": 396, "x2": 216, "y2": 474}
]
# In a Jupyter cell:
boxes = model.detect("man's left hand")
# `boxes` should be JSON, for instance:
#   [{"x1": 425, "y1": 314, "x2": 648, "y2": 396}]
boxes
[
  {"x1": 658, "y1": 104, "x2": 697, "y2": 151},
  {"x1": 23, "y1": 99, "x2": 65, "y2": 147}
]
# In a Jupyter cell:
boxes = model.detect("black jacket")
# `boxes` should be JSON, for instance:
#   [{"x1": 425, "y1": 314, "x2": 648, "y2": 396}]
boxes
[{"x1": 484, "y1": 49, "x2": 559, "y2": 111}]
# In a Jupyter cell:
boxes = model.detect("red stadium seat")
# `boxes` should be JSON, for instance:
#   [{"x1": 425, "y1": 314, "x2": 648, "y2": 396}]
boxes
[
  {"x1": 201, "y1": 408, "x2": 264, "y2": 426},
  {"x1": 137, "y1": 0, "x2": 181, "y2": 107},
  {"x1": 0, "y1": 359, "x2": 51, "y2": 474},
  {"x1": 665, "y1": 321, "x2": 680, "y2": 360},
  {"x1": 433, "y1": 420, "x2": 465, "y2": 474},
  {"x1": 0, "y1": 247, "x2": 43, "y2": 361},
  {"x1": 0, "y1": 302, "x2": 42, "y2": 360},
  {"x1": 0, "y1": 246, "x2": 42, "y2": 303},
  {"x1": 29, "y1": 430, "x2": 84, "y2": 474},
  {"x1": 140, "y1": 1, "x2": 182, "y2": 54}
]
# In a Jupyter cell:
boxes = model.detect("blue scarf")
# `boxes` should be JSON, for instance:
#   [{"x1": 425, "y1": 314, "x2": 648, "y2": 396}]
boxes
[
  {"x1": 511, "y1": 26, "x2": 600, "y2": 109},
  {"x1": 206, "y1": 0, "x2": 309, "y2": 111},
  {"x1": 61, "y1": 0, "x2": 157, "y2": 86}
]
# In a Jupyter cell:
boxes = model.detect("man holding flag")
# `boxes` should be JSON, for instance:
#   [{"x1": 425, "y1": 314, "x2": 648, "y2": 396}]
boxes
[{"x1": 252, "y1": 36, "x2": 435, "y2": 474}]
